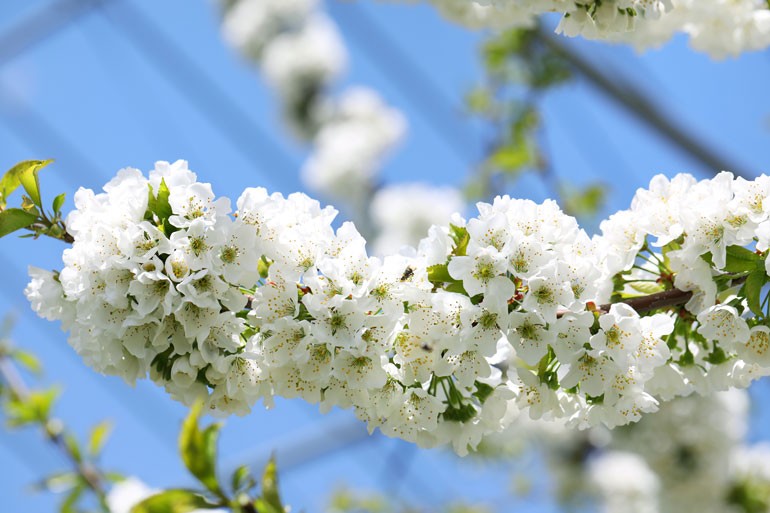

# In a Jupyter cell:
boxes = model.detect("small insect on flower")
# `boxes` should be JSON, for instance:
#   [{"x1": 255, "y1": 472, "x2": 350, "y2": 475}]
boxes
[{"x1": 400, "y1": 266, "x2": 415, "y2": 281}]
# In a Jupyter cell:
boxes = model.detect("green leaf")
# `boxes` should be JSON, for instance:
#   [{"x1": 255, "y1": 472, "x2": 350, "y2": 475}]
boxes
[
  {"x1": 104, "y1": 472, "x2": 126, "y2": 483},
  {"x1": 258, "y1": 256, "x2": 272, "y2": 280},
  {"x1": 449, "y1": 225, "x2": 470, "y2": 257},
  {"x1": 147, "y1": 184, "x2": 157, "y2": 219},
  {"x1": 742, "y1": 270, "x2": 766, "y2": 317},
  {"x1": 427, "y1": 263, "x2": 454, "y2": 284},
  {"x1": 179, "y1": 400, "x2": 222, "y2": 496},
  {"x1": 5, "y1": 387, "x2": 58, "y2": 427},
  {"x1": 442, "y1": 402, "x2": 478, "y2": 422},
  {"x1": 130, "y1": 490, "x2": 217, "y2": 513},
  {"x1": 487, "y1": 143, "x2": 531, "y2": 173},
  {"x1": 52, "y1": 193, "x2": 66, "y2": 215},
  {"x1": 19, "y1": 174, "x2": 41, "y2": 208},
  {"x1": 31, "y1": 471, "x2": 78, "y2": 493},
  {"x1": 231, "y1": 465, "x2": 254, "y2": 494},
  {"x1": 11, "y1": 349, "x2": 42, "y2": 375},
  {"x1": 259, "y1": 456, "x2": 284, "y2": 513},
  {"x1": 473, "y1": 381, "x2": 495, "y2": 404},
  {"x1": 63, "y1": 432, "x2": 82, "y2": 464},
  {"x1": 628, "y1": 281, "x2": 664, "y2": 295},
  {"x1": 87, "y1": 420, "x2": 113, "y2": 456},
  {"x1": 705, "y1": 346, "x2": 730, "y2": 365},
  {"x1": 724, "y1": 245, "x2": 762, "y2": 273},
  {"x1": 59, "y1": 482, "x2": 85, "y2": 513},
  {"x1": 21, "y1": 195, "x2": 39, "y2": 215},
  {"x1": 562, "y1": 183, "x2": 606, "y2": 218},
  {"x1": 699, "y1": 251, "x2": 714, "y2": 267},
  {"x1": 465, "y1": 87, "x2": 492, "y2": 114},
  {"x1": 155, "y1": 178, "x2": 173, "y2": 232},
  {"x1": 0, "y1": 208, "x2": 38, "y2": 238},
  {"x1": 445, "y1": 281, "x2": 469, "y2": 296},
  {"x1": 254, "y1": 498, "x2": 283, "y2": 513},
  {"x1": 0, "y1": 160, "x2": 52, "y2": 208}
]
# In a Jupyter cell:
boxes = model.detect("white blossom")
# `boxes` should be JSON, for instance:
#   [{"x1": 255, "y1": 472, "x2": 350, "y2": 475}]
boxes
[{"x1": 28, "y1": 162, "x2": 770, "y2": 455}]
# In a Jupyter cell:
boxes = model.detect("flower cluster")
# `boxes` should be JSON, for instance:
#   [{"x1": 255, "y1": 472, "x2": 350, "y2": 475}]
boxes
[
  {"x1": 26, "y1": 162, "x2": 264, "y2": 408},
  {"x1": 588, "y1": 450, "x2": 661, "y2": 513},
  {"x1": 402, "y1": 0, "x2": 669, "y2": 31},
  {"x1": 584, "y1": 389, "x2": 770, "y2": 513},
  {"x1": 301, "y1": 87, "x2": 406, "y2": 206},
  {"x1": 222, "y1": 0, "x2": 345, "y2": 120},
  {"x1": 220, "y1": 0, "x2": 414, "y2": 238},
  {"x1": 598, "y1": 390, "x2": 749, "y2": 513},
  {"x1": 387, "y1": 0, "x2": 770, "y2": 58},
  {"x1": 442, "y1": 194, "x2": 674, "y2": 431},
  {"x1": 486, "y1": 389, "x2": 761, "y2": 513},
  {"x1": 599, "y1": 172, "x2": 770, "y2": 397},
  {"x1": 25, "y1": 161, "x2": 770, "y2": 454},
  {"x1": 612, "y1": 0, "x2": 770, "y2": 58}
]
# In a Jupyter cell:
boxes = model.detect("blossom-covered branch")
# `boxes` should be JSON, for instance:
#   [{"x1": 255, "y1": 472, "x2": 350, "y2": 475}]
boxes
[
  {"x1": 20, "y1": 160, "x2": 770, "y2": 455},
  {"x1": 387, "y1": 0, "x2": 770, "y2": 58}
]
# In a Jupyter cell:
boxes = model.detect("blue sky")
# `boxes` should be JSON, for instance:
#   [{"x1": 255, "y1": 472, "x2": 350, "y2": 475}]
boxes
[{"x1": 1, "y1": 1, "x2": 770, "y2": 511}]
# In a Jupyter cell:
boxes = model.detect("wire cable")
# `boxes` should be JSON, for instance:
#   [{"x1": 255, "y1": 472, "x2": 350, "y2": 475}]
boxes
[{"x1": 0, "y1": 0, "x2": 106, "y2": 68}]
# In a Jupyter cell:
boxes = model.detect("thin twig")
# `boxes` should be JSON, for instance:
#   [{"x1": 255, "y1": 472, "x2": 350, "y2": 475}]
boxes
[{"x1": 0, "y1": 353, "x2": 108, "y2": 503}]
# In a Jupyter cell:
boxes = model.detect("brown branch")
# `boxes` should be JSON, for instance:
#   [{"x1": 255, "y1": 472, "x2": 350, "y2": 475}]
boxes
[
  {"x1": 573, "y1": 275, "x2": 749, "y2": 316},
  {"x1": 599, "y1": 287, "x2": 693, "y2": 315}
]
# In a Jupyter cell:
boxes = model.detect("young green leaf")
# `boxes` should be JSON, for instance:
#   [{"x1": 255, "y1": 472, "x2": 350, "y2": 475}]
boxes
[
  {"x1": 5, "y1": 388, "x2": 58, "y2": 427},
  {"x1": 32, "y1": 471, "x2": 79, "y2": 493},
  {"x1": 63, "y1": 432, "x2": 83, "y2": 464},
  {"x1": 487, "y1": 143, "x2": 531, "y2": 173},
  {"x1": 104, "y1": 472, "x2": 127, "y2": 483},
  {"x1": 562, "y1": 183, "x2": 606, "y2": 217},
  {"x1": 473, "y1": 381, "x2": 495, "y2": 404},
  {"x1": 628, "y1": 281, "x2": 664, "y2": 295},
  {"x1": 258, "y1": 256, "x2": 272, "y2": 280},
  {"x1": 705, "y1": 346, "x2": 730, "y2": 365},
  {"x1": 445, "y1": 281, "x2": 469, "y2": 296},
  {"x1": 11, "y1": 349, "x2": 42, "y2": 375},
  {"x1": 258, "y1": 456, "x2": 285, "y2": 513},
  {"x1": 179, "y1": 400, "x2": 222, "y2": 496},
  {"x1": 724, "y1": 245, "x2": 763, "y2": 273},
  {"x1": 742, "y1": 270, "x2": 766, "y2": 317},
  {"x1": 0, "y1": 208, "x2": 38, "y2": 238},
  {"x1": 449, "y1": 225, "x2": 470, "y2": 257},
  {"x1": 52, "y1": 193, "x2": 66, "y2": 215},
  {"x1": 254, "y1": 497, "x2": 284, "y2": 513},
  {"x1": 130, "y1": 490, "x2": 218, "y2": 513},
  {"x1": 231, "y1": 465, "x2": 254, "y2": 494},
  {"x1": 59, "y1": 482, "x2": 85, "y2": 513},
  {"x1": 154, "y1": 178, "x2": 174, "y2": 233},
  {"x1": 87, "y1": 420, "x2": 113, "y2": 457},
  {"x1": 0, "y1": 159, "x2": 52, "y2": 208},
  {"x1": 21, "y1": 195, "x2": 39, "y2": 215},
  {"x1": 427, "y1": 263, "x2": 454, "y2": 285},
  {"x1": 147, "y1": 184, "x2": 157, "y2": 219}
]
